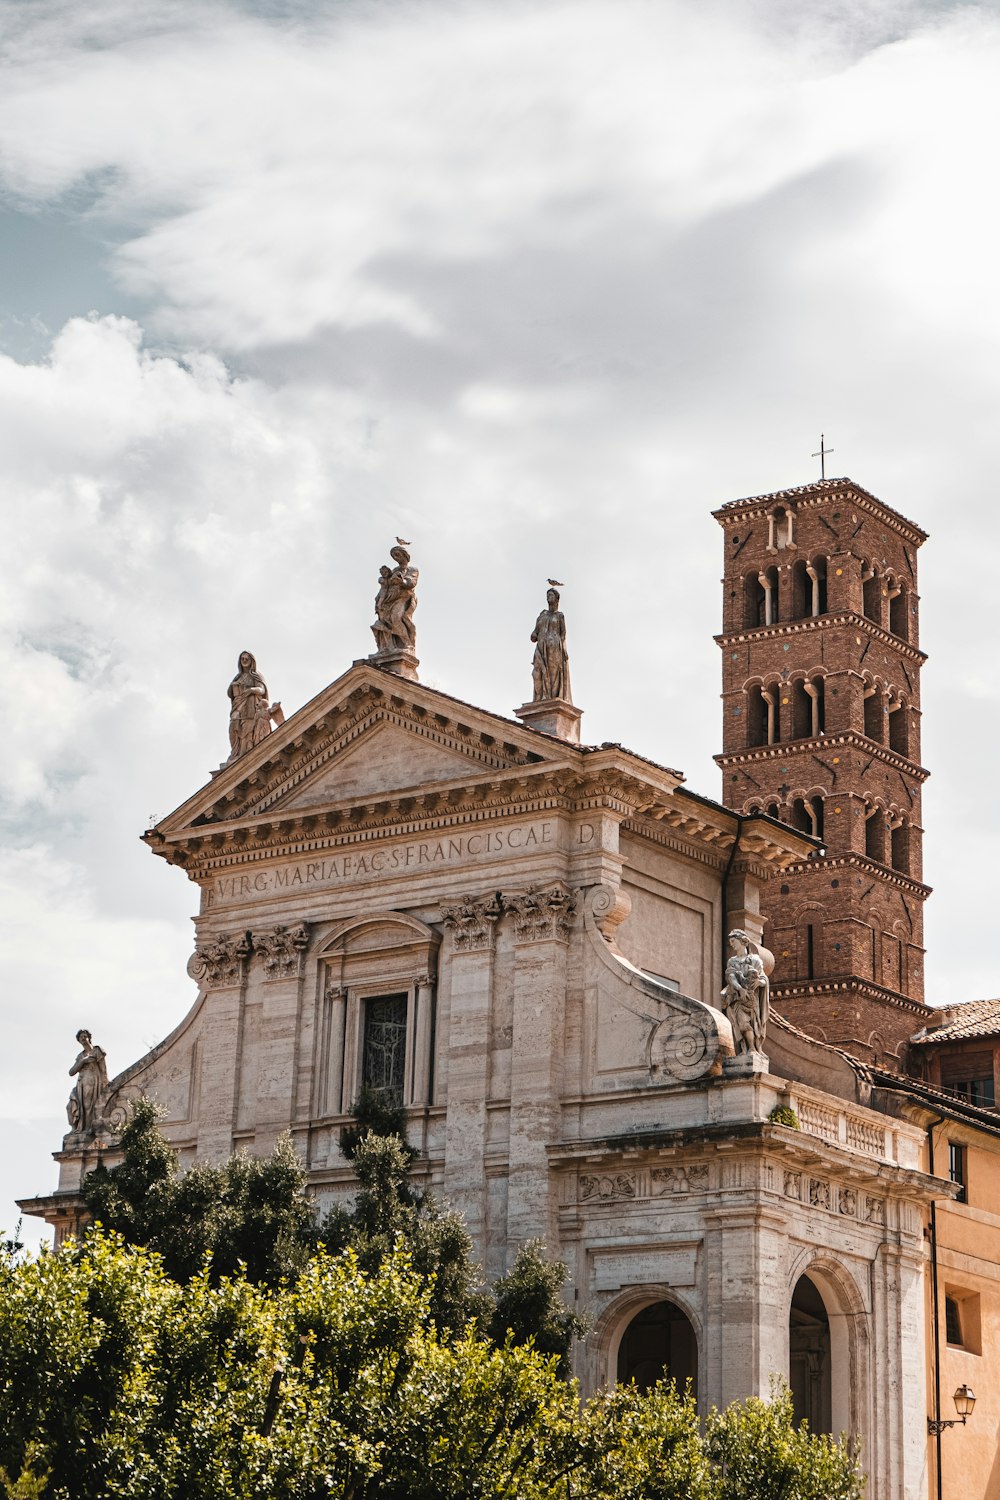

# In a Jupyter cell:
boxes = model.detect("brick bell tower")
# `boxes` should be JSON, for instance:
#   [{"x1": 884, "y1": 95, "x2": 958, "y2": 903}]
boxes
[{"x1": 713, "y1": 477, "x2": 932, "y2": 1067}]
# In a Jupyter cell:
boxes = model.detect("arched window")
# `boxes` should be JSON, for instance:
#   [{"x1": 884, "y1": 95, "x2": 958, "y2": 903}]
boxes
[
  {"x1": 617, "y1": 1300, "x2": 698, "y2": 1399},
  {"x1": 789, "y1": 796, "x2": 824, "y2": 839},
  {"x1": 769, "y1": 506, "x2": 794, "y2": 551},
  {"x1": 890, "y1": 816, "x2": 910, "y2": 876},
  {"x1": 865, "y1": 804, "x2": 885, "y2": 863},
  {"x1": 744, "y1": 571, "x2": 766, "y2": 628},
  {"x1": 807, "y1": 556, "x2": 828, "y2": 616},
  {"x1": 889, "y1": 583, "x2": 908, "y2": 641},
  {"x1": 862, "y1": 566, "x2": 881, "y2": 625},
  {"x1": 746, "y1": 684, "x2": 768, "y2": 747},
  {"x1": 790, "y1": 677, "x2": 824, "y2": 739},
  {"x1": 887, "y1": 696, "x2": 908, "y2": 757},
  {"x1": 863, "y1": 682, "x2": 883, "y2": 741},
  {"x1": 790, "y1": 1276, "x2": 832, "y2": 1435},
  {"x1": 757, "y1": 565, "x2": 779, "y2": 625}
]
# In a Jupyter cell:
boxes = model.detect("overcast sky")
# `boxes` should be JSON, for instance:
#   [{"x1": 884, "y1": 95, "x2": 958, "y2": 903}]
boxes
[{"x1": 3, "y1": 0, "x2": 999, "y2": 1244}]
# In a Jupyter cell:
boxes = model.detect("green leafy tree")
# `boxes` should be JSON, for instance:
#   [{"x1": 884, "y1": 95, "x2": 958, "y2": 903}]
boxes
[
  {"x1": 575, "y1": 1380, "x2": 711, "y2": 1500},
  {"x1": 489, "y1": 1239, "x2": 586, "y2": 1377},
  {"x1": 82, "y1": 1099, "x2": 320, "y2": 1286},
  {"x1": 705, "y1": 1382, "x2": 863, "y2": 1500}
]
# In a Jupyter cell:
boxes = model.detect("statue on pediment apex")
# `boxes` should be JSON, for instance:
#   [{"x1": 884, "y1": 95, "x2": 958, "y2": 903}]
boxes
[
  {"x1": 67, "y1": 1029, "x2": 109, "y2": 1135},
  {"x1": 531, "y1": 583, "x2": 571, "y2": 703},
  {"x1": 227, "y1": 650, "x2": 283, "y2": 763},
  {"x1": 371, "y1": 540, "x2": 418, "y2": 655}
]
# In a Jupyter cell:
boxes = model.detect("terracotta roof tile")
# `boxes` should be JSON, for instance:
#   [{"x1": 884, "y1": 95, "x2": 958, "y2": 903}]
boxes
[{"x1": 911, "y1": 998, "x2": 1000, "y2": 1044}]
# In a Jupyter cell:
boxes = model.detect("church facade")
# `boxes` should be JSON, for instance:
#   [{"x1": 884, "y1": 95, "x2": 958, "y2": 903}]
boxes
[{"x1": 22, "y1": 501, "x2": 990, "y2": 1500}]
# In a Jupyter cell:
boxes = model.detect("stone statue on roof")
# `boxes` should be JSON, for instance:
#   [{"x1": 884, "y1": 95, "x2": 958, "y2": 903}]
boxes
[
  {"x1": 371, "y1": 539, "x2": 418, "y2": 657},
  {"x1": 531, "y1": 584, "x2": 572, "y2": 703},
  {"x1": 227, "y1": 650, "x2": 283, "y2": 763},
  {"x1": 722, "y1": 930, "x2": 770, "y2": 1054},
  {"x1": 67, "y1": 1029, "x2": 109, "y2": 1136}
]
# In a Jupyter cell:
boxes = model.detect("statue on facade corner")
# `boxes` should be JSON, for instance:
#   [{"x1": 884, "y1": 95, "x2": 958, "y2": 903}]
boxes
[
  {"x1": 371, "y1": 540, "x2": 418, "y2": 655},
  {"x1": 67, "y1": 1029, "x2": 109, "y2": 1135},
  {"x1": 721, "y1": 930, "x2": 770, "y2": 1053},
  {"x1": 227, "y1": 650, "x2": 283, "y2": 763},
  {"x1": 531, "y1": 583, "x2": 572, "y2": 703}
]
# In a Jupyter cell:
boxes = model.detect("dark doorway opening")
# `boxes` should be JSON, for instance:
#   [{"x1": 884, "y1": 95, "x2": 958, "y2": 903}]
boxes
[
  {"x1": 789, "y1": 1274, "x2": 832, "y2": 1433},
  {"x1": 617, "y1": 1300, "x2": 698, "y2": 1399}
]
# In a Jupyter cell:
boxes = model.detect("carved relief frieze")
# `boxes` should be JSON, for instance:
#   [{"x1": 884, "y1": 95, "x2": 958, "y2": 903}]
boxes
[
  {"x1": 784, "y1": 1170, "x2": 802, "y2": 1200},
  {"x1": 651, "y1": 1164, "x2": 709, "y2": 1196},
  {"x1": 865, "y1": 1195, "x2": 886, "y2": 1225},
  {"x1": 580, "y1": 1172, "x2": 636, "y2": 1202},
  {"x1": 252, "y1": 922, "x2": 310, "y2": 978},
  {"x1": 809, "y1": 1178, "x2": 831, "y2": 1211},
  {"x1": 187, "y1": 931, "x2": 252, "y2": 988},
  {"x1": 441, "y1": 893, "x2": 503, "y2": 951},
  {"x1": 839, "y1": 1186, "x2": 858, "y2": 1217}
]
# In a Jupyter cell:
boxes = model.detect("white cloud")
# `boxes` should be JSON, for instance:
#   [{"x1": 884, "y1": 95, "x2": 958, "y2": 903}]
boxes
[{"x1": 2, "y1": 0, "x2": 1000, "y2": 1239}]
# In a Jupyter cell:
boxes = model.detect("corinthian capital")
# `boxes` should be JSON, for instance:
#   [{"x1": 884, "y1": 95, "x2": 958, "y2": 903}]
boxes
[
  {"x1": 502, "y1": 884, "x2": 579, "y2": 943},
  {"x1": 187, "y1": 932, "x2": 252, "y2": 988},
  {"x1": 252, "y1": 922, "x2": 310, "y2": 978},
  {"x1": 440, "y1": 893, "x2": 502, "y2": 951}
]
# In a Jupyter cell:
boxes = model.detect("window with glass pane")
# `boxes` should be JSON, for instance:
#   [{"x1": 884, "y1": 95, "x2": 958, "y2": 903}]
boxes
[
  {"x1": 362, "y1": 994, "x2": 407, "y2": 1106},
  {"x1": 948, "y1": 1141, "x2": 967, "y2": 1203},
  {"x1": 951, "y1": 1077, "x2": 995, "y2": 1108},
  {"x1": 945, "y1": 1297, "x2": 963, "y2": 1346}
]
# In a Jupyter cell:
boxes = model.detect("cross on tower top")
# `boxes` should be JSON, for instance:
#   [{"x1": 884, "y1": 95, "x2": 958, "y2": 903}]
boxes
[{"x1": 811, "y1": 433, "x2": 834, "y2": 480}]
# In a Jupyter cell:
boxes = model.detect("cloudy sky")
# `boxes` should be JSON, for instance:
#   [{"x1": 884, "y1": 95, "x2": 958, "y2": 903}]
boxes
[{"x1": 3, "y1": 0, "x2": 999, "y2": 1243}]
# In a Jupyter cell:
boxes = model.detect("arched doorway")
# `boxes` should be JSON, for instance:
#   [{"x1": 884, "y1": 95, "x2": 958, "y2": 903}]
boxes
[
  {"x1": 789, "y1": 1274, "x2": 832, "y2": 1433},
  {"x1": 616, "y1": 1300, "x2": 698, "y2": 1398}
]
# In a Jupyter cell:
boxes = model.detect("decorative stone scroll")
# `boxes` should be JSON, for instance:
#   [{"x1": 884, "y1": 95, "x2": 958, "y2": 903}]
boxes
[
  {"x1": 187, "y1": 932, "x2": 251, "y2": 988},
  {"x1": 440, "y1": 893, "x2": 503, "y2": 951},
  {"x1": 502, "y1": 885, "x2": 578, "y2": 943},
  {"x1": 252, "y1": 922, "x2": 310, "y2": 978}
]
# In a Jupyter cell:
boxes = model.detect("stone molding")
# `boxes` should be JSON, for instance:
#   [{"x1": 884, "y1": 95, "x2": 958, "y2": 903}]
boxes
[{"x1": 251, "y1": 922, "x2": 310, "y2": 978}]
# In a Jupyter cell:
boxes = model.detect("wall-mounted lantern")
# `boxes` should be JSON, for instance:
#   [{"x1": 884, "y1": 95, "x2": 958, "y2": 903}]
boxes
[{"x1": 928, "y1": 1384, "x2": 976, "y2": 1435}]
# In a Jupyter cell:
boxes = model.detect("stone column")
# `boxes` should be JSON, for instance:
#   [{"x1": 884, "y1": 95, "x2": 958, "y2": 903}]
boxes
[
  {"x1": 410, "y1": 972, "x2": 436, "y2": 1106},
  {"x1": 701, "y1": 1199, "x2": 790, "y2": 1411},
  {"x1": 505, "y1": 886, "x2": 578, "y2": 1253},
  {"x1": 868, "y1": 1234, "x2": 927, "y2": 1500},
  {"x1": 250, "y1": 923, "x2": 310, "y2": 1154},
  {"x1": 440, "y1": 896, "x2": 500, "y2": 1251},
  {"x1": 187, "y1": 931, "x2": 251, "y2": 1162}
]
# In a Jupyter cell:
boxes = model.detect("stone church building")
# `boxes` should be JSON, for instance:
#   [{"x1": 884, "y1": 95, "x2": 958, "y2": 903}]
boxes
[{"x1": 22, "y1": 483, "x2": 1000, "y2": 1500}]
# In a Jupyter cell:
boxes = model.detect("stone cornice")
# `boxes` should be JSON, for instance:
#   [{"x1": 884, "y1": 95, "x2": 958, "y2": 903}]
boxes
[
  {"x1": 712, "y1": 478, "x2": 928, "y2": 547},
  {"x1": 146, "y1": 763, "x2": 698, "y2": 880},
  {"x1": 714, "y1": 731, "x2": 929, "y2": 783},
  {"x1": 772, "y1": 976, "x2": 932, "y2": 1017},
  {"x1": 715, "y1": 611, "x2": 926, "y2": 667},
  {"x1": 777, "y1": 849, "x2": 932, "y2": 899},
  {"x1": 623, "y1": 810, "x2": 814, "y2": 875}
]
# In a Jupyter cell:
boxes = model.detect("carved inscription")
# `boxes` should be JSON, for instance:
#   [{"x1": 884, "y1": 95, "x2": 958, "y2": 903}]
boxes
[{"x1": 208, "y1": 822, "x2": 557, "y2": 905}]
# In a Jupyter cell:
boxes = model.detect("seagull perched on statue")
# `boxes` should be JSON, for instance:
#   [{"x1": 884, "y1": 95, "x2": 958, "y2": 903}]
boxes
[
  {"x1": 397, "y1": 537, "x2": 411, "y2": 547},
  {"x1": 547, "y1": 578, "x2": 564, "y2": 587}
]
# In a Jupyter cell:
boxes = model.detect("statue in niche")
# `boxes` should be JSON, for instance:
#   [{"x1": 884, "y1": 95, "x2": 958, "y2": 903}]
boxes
[
  {"x1": 227, "y1": 650, "x2": 283, "y2": 763},
  {"x1": 371, "y1": 539, "x2": 418, "y2": 654},
  {"x1": 67, "y1": 1029, "x2": 109, "y2": 1135},
  {"x1": 531, "y1": 583, "x2": 571, "y2": 703},
  {"x1": 721, "y1": 930, "x2": 770, "y2": 1053}
]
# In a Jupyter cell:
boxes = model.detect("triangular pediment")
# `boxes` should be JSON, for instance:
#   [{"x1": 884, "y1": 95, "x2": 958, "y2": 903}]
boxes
[{"x1": 152, "y1": 662, "x2": 564, "y2": 838}]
